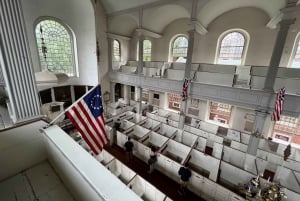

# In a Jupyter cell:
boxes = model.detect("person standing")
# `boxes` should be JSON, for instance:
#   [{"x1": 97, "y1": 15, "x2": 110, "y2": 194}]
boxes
[
  {"x1": 178, "y1": 163, "x2": 192, "y2": 196},
  {"x1": 148, "y1": 146, "x2": 159, "y2": 173},
  {"x1": 124, "y1": 137, "x2": 134, "y2": 162}
]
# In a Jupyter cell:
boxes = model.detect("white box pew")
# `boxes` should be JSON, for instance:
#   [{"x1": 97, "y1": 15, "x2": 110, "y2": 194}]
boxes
[
  {"x1": 160, "y1": 140, "x2": 191, "y2": 165},
  {"x1": 139, "y1": 118, "x2": 160, "y2": 130},
  {"x1": 143, "y1": 67, "x2": 159, "y2": 77},
  {"x1": 126, "y1": 114, "x2": 147, "y2": 124},
  {"x1": 157, "y1": 109, "x2": 170, "y2": 118},
  {"x1": 199, "y1": 121, "x2": 219, "y2": 134},
  {"x1": 274, "y1": 166, "x2": 300, "y2": 194},
  {"x1": 166, "y1": 69, "x2": 196, "y2": 80},
  {"x1": 256, "y1": 148, "x2": 283, "y2": 166},
  {"x1": 146, "y1": 112, "x2": 157, "y2": 120},
  {"x1": 194, "y1": 136, "x2": 207, "y2": 152},
  {"x1": 194, "y1": 71, "x2": 235, "y2": 87},
  {"x1": 173, "y1": 131, "x2": 198, "y2": 147},
  {"x1": 189, "y1": 169, "x2": 246, "y2": 201},
  {"x1": 283, "y1": 160, "x2": 300, "y2": 172},
  {"x1": 240, "y1": 132, "x2": 250, "y2": 144},
  {"x1": 95, "y1": 149, "x2": 114, "y2": 166},
  {"x1": 243, "y1": 154, "x2": 258, "y2": 175},
  {"x1": 119, "y1": 119, "x2": 135, "y2": 132},
  {"x1": 230, "y1": 141, "x2": 248, "y2": 153},
  {"x1": 223, "y1": 146, "x2": 246, "y2": 169},
  {"x1": 128, "y1": 175, "x2": 166, "y2": 201},
  {"x1": 156, "y1": 154, "x2": 182, "y2": 181},
  {"x1": 227, "y1": 129, "x2": 241, "y2": 142},
  {"x1": 207, "y1": 133, "x2": 224, "y2": 144},
  {"x1": 188, "y1": 149, "x2": 220, "y2": 181},
  {"x1": 199, "y1": 63, "x2": 236, "y2": 74},
  {"x1": 106, "y1": 159, "x2": 136, "y2": 185},
  {"x1": 154, "y1": 124, "x2": 179, "y2": 138},
  {"x1": 219, "y1": 161, "x2": 255, "y2": 188},
  {"x1": 120, "y1": 65, "x2": 137, "y2": 73},
  {"x1": 184, "y1": 125, "x2": 209, "y2": 138},
  {"x1": 141, "y1": 131, "x2": 169, "y2": 150},
  {"x1": 168, "y1": 112, "x2": 180, "y2": 121},
  {"x1": 126, "y1": 125, "x2": 151, "y2": 142},
  {"x1": 164, "y1": 197, "x2": 173, "y2": 201},
  {"x1": 144, "y1": 61, "x2": 164, "y2": 68},
  {"x1": 134, "y1": 141, "x2": 151, "y2": 162},
  {"x1": 127, "y1": 60, "x2": 138, "y2": 66},
  {"x1": 116, "y1": 131, "x2": 128, "y2": 148},
  {"x1": 235, "y1": 65, "x2": 251, "y2": 86}
]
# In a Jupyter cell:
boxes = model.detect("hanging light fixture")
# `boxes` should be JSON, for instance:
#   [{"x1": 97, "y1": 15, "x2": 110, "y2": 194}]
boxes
[{"x1": 35, "y1": 25, "x2": 69, "y2": 84}]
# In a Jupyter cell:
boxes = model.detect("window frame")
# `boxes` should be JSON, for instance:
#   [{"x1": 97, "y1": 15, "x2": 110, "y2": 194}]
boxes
[
  {"x1": 143, "y1": 39, "x2": 152, "y2": 61},
  {"x1": 113, "y1": 39, "x2": 121, "y2": 62},
  {"x1": 34, "y1": 17, "x2": 78, "y2": 77},
  {"x1": 288, "y1": 32, "x2": 300, "y2": 68},
  {"x1": 169, "y1": 34, "x2": 189, "y2": 63},
  {"x1": 215, "y1": 29, "x2": 249, "y2": 65}
]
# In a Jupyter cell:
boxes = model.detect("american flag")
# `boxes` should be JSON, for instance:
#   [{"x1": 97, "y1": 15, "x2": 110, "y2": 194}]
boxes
[
  {"x1": 182, "y1": 78, "x2": 189, "y2": 101},
  {"x1": 271, "y1": 87, "x2": 285, "y2": 122},
  {"x1": 66, "y1": 85, "x2": 108, "y2": 155}
]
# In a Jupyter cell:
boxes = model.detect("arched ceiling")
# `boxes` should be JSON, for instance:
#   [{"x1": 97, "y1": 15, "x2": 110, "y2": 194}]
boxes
[
  {"x1": 103, "y1": 0, "x2": 287, "y2": 36},
  {"x1": 142, "y1": 4, "x2": 190, "y2": 33},
  {"x1": 197, "y1": 0, "x2": 286, "y2": 27}
]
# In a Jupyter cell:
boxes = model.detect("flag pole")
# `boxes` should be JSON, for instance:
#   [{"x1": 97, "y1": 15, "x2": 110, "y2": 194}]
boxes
[{"x1": 46, "y1": 85, "x2": 99, "y2": 127}]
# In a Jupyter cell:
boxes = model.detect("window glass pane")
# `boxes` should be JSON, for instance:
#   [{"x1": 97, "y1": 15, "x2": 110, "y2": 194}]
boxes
[
  {"x1": 113, "y1": 40, "x2": 121, "y2": 61},
  {"x1": 209, "y1": 101, "x2": 232, "y2": 125},
  {"x1": 35, "y1": 20, "x2": 75, "y2": 76},
  {"x1": 172, "y1": 36, "x2": 188, "y2": 63},
  {"x1": 272, "y1": 115, "x2": 300, "y2": 145},
  {"x1": 291, "y1": 39, "x2": 300, "y2": 68},
  {"x1": 217, "y1": 32, "x2": 245, "y2": 65},
  {"x1": 143, "y1": 40, "x2": 151, "y2": 61}
]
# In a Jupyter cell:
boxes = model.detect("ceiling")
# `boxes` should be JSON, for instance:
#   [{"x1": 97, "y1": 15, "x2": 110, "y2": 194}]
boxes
[{"x1": 100, "y1": 0, "x2": 287, "y2": 36}]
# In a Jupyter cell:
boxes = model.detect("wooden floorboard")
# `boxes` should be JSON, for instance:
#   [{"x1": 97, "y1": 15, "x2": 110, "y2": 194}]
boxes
[{"x1": 104, "y1": 144, "x2": 207, "y2": 201}]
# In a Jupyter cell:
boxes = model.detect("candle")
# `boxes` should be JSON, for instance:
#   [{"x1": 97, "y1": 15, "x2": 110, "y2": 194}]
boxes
[
  {"x1": 258, "y1": 189, "x2": 261, "y2": 196},
  {"x1": 267, "y1": 177, "x2": 270, "y2": 182},
  {"x1": 248, "y1": 186, "x2": 251, "y2": 192}
]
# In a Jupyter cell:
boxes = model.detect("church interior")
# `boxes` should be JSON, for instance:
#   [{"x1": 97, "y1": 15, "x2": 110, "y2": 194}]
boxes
[{"x1": 1, "y1": 0, "x2": 300, "y2": 200}]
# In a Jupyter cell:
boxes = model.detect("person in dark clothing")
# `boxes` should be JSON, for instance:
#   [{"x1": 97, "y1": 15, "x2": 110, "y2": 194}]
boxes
[
  {"x1": 124, "y1": 137, "x2": 134, "y2": 162},
  {"x1": 114, "y1": 118, "x2": 121, "y2": 131},
  {"x1": 148, "y1": 146, "x2": 160, "y2": 173},
  {"x1": 178, "y1": 163, "x2": 192, "y2": 195}
]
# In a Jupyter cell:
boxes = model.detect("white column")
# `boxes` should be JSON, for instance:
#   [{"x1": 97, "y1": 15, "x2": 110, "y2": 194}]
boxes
[
  {"x1": 110, "y1": 82, "x2": 116, "y2": 103},
  {"x1": 135, "y1": 87, "x2": 142, "y2": 114},
  {"x1": 0, "y1": 0, "x2": 40, "y2": 123},
  {"x1": 247, "y1": 110, "x2": 268, "y2": 155},
  {"x1": 107, "y1": 37, "x2": 113, "y2": 72},
  {"x1": 137, "y1": 33, "x2": 144, "y2": 75},
  {"x1": 264, "y1": 7, "x2": 296, "y2": 91},
  {"x1": 123, "y1": 85, "x2": 131, "y2": 105},
  {"x1": 178, "y1": 29, "x2": 196, "y2": 129}
]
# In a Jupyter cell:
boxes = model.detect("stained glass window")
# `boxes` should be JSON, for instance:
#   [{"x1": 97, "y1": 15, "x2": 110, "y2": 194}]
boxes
[{"x1": 35, "y1": 19, "x2": 75, "y2": 76}]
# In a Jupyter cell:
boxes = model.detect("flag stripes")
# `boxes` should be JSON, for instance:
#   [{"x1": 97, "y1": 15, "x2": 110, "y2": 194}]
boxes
[
  {"x1": 271, "y1": 87, "x2": 285, "y2": 122},
  {"x1": 65, "y1": 85, "x2": 108, "y2": 155}
]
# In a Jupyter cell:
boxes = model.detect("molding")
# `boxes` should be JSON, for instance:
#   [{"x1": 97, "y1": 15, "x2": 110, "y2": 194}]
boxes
[
  {"x1": 107, "y1": 33, "x2": 131, "y2": 41},
  {"x1": 266, "y1": 12, "x2": 283, "y2": 29},
  {"x1": 136, "y1": 28, "x2": 162, "y2": 38},
  {"x1": 107, "y1": 0, "x2": 182, "y2": 17},
  {"x1": 190, "y1": 20, "x2": 208, "y2": 35},
  {"x1": 109, "y1": 71, "x2": 300, "y2": 117}
]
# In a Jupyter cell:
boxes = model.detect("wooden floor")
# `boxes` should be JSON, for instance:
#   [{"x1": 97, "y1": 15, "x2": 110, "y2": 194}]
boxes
[{"x1": 104, "y1": 144, "x2": 207, "y2": 201}]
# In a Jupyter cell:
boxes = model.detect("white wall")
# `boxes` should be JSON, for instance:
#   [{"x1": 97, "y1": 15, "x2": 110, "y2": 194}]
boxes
[
  {"x1": 0, "y1": 120, "x2": 47, "y2": 180},
  {"x1": 231, "y1": 107, "x2": 255, "y2": 133},
  {"x1": 22, "y1": 0, "x2": 99, "y2": 86}
]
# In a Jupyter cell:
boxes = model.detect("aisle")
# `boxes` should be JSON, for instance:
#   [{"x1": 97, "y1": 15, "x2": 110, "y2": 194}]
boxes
[{"x1": 104, "y1": 145, "x2": 207, "y2": 201}]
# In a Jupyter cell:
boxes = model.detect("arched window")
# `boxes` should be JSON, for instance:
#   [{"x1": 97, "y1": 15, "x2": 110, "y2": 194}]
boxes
[
  {"x1": 143, "y1": 40, "x2": 152, "y2": 61},
  {"x1": 290, "y1": 34, "x2": 300, "y2": 68},
  {"x1": 217, "y1": 31, "x2": 246, "y2": 65},
  {"x1": 35, "y1": 19, "x2": 76, "y2": 76},
  {"x1": 113, "y1": 40, "x2": 121, "y2": 62},
  {"x1": 171, "y1": 36, "x2": 188, "y2": 63}
]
